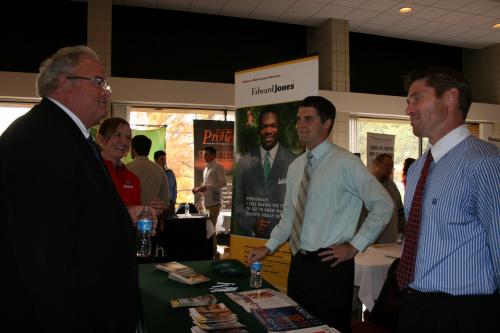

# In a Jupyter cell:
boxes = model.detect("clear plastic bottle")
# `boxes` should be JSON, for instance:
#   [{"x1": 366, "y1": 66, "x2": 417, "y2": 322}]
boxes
[
  {"x1": 137, "y1": 206, "x2": 153, "y2": 257},
  {"x1": 249, "y1": 261, "x2": 262, "y2": 288},
  {"x1": 184, "y1": 203, "x2": 190, "y2": 216}
]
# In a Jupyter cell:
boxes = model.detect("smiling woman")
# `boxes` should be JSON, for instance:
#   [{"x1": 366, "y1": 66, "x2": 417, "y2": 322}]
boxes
[{"x1": 97, "y1": 117, "x2": 142, "y2": 207}]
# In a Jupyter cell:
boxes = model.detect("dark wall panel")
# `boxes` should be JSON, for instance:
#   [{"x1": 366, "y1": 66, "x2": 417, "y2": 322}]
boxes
[
  {"x1": 0, "y1": 1, "x2": 87, "y2": 73},
  {"x1": 349, "y1": 32, "x2": 463, "y2": 96},
  {"x1": 112, "y1": 6, "x2": 308, "y2": 83}
]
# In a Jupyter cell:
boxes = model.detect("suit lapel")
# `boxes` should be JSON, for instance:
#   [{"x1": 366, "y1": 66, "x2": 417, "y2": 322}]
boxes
[
  {"x1": 42, "y1": 99, "x2": 131, "y2": 218},
  {"x1": 250, "y1": 149, "x2": 265, "y2": 188}
]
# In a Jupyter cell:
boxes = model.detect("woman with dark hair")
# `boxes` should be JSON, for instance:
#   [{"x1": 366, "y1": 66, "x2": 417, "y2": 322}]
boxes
[
  {"x1": 97, "y1": 117, "x2": 141, "y2": 206},
  {"x1": 402, "y1": 157, "x2": 416, "y2": 188}
]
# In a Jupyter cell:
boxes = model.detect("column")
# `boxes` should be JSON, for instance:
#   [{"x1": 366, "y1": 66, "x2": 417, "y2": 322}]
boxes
[
  {"x1": 307, "y1": 18, "x2": 350, "y2": 92},
  {"x1": 87, "y1": 0, "x2": 112, "y2": 77}
]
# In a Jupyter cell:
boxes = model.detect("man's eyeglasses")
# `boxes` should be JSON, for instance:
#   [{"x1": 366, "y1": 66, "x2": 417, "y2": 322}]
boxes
[{"x1": 66, "y1": 76, "x2": 112, "y2": 93}]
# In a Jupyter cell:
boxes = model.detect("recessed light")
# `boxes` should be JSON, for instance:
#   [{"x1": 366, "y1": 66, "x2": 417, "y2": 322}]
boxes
[
  {"x1": 399, "y1": 7, "x2": 413, "y2": 14},
  {"x1": 492, "y1": 23, "x2": 500, "y2": 29}
]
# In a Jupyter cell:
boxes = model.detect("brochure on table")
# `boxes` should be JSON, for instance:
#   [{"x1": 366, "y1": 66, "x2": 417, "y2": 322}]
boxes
[{"x1": 226, "y1": 288, "x2": 297, "y2": 313}]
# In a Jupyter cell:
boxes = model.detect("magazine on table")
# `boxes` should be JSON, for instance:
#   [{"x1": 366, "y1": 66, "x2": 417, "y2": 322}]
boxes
[
  {"x1": 171, "y1": 294, "x2": 217, "y2": 308},
  {"x1": 169, "y1": 269, "x2": 210, "y2": 285},
  {"x1": 226, "y1": 288, "x2": 297, "y2": 313},
  {"x1": 190, "y1": 303, "x2": 245, "y2": 331},
  {"x1": 191, "y1": 327, "x2": 248, "y2": 333},
  {"x1": 251, "y1": 305, "x2": 324, "y2": 332},
  {"x1": 156, "y1": 261, "x2": 193, "y2": 274},
  {"x1": 267, "y1": 325, "x2": 340, "y2": 333}
]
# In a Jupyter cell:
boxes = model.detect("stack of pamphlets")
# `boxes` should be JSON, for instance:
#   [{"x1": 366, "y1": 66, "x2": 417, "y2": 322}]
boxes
[
  {"x1": 251, "y1": 305, "x2": 339, "y2": 333},
  {"x1": 156, "y1": 261, "x2": 191, "y2": 273},
  {"x1": 191, "y1": 327, "x2": 248, "y2": 333},
  {"x1": 156, "y1": 261, "x2": 210, "y2": 285},
  {"x1": 226, "y1": 288, "x2": 297, "y2": 313},
  {"x1": 189, "y1": 303, "x2": 245, "y2": 332},
  {"x1": 171, "y1": 294, "x2": 218, "y2": 308},
  {"x1": 266, "y1": 325, "x2": 340, "y2": 333}
]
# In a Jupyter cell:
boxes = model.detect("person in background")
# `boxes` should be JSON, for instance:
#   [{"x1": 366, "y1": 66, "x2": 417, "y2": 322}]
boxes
[
  {"x1": 370, "y1": 153, "x2": 406, "y2": 242},
  {"x1": 96, "y1": 117, "x2": 160, "y2": 230},
  {"x1": 248, "y1": 96, "x2": 393, "y2": 333},
  {"x1": 396, "y1": 67, "x2": 499, "y2": 332},
  {"x1": 0, "y1": 46, "x2": 140, "y2": 331},
  {"x1": 97, "y1": 117, "x2": 141, "y2": 207},
  {"x1": 401, "y1": 157, "x2": 415, "y2": 188},
  {"x1": 127, "y1": 135, "x2": 168, "y2": 219},
  {"x1": 235, "y1": 107, "x2": 296, "y2": 238},
  {"x1": 193, "y1": 146, "x2": 227, "y2": 258},
  {"x1": 154, "y1": 150, "x2": 177, "y2": 217}
]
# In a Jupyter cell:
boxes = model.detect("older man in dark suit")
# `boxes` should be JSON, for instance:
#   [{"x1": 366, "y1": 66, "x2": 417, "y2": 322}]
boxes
[
  {"x1": 0, "y1": 46, "x2": 142, "y2": 332},
  {"x1": 235, "y1": 107, "x2": 296, "y2": 238}
]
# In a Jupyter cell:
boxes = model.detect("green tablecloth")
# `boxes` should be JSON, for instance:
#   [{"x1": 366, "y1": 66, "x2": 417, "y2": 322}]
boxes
[{"x1": 139, "y1": 259, "x2": 274, "y2": 333}]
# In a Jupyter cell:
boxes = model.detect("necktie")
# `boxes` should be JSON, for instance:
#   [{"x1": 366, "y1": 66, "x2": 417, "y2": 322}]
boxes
[
  {"x1": 396, "y1": 150, "x2": 433, "y2": 290},
  {"x1": 289, "y1": 152, "x2": 313, "y2": 254},
  {"x1": 87, "y1": 135, "x2": 110, "y2": 178},
  {"x1": 263, "y1": 151, "x2": 271, "y2": 179}
]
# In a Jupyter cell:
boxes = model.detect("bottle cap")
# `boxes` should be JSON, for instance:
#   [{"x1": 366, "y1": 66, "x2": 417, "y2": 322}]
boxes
[{"x1": 250, "y1": 261, "x2": 262, "y2": 270}]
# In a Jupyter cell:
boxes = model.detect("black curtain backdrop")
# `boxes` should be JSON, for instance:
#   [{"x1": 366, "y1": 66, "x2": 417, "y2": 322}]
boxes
[
  {"x1": 0, "y1": 1, "x2": 87, "y2": 73},
  {"x1": 349, "y1": 32, "x2": 462, "y2": 96},
  {"x1": 112, "y1": 5, "x2": 308, "y2": 83}
]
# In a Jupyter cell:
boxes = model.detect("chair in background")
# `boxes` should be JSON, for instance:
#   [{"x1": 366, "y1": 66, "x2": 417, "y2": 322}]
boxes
[
  {"x1": 352, "y1": 258, "x2": 401, "y2": 333},
  {"x1": 175, "y1": 203, "x2": 199, "y2": 215}
]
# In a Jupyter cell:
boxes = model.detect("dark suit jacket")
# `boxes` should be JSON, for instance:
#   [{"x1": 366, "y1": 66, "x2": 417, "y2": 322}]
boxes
[
  {"x1": 235, "y1": 144, "x2": 296, "y2": 238},
  {"x1": 0, "y1": 98, "x2": 139, "y2": 332}
]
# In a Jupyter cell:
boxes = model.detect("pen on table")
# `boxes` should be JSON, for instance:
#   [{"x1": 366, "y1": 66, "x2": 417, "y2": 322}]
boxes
[
  {"x1": 210, "y1": 287, "x2": 238, "y2": 293},
  {"x1": 209, "y1": 285, "x2": 237, "y2": 290},
  {"x1": 214, "y1": 282, "x2": 235, "y2": 286}
]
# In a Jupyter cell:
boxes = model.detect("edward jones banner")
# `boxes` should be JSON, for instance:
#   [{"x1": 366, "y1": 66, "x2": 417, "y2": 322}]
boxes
[{"x1": 231, "y1": 56, "x2": 318, "y2": 291}]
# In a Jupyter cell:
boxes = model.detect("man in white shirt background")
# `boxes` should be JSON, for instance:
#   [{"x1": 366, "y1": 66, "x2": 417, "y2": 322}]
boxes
[{"x1": 193, "y1": 146, "x2": 227, "y2": 258}]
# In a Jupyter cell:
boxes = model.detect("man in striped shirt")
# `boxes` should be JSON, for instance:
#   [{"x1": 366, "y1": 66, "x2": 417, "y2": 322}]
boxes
[{"x1": 397, "y1": 67, "x2": 499, "y2": 332}]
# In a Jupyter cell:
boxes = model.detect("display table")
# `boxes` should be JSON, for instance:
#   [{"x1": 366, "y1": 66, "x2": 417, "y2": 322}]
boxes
[
  {"x1": 153, "y1": 215, "x2": 213, "y2": 262},
  {"x1": 139, "y1": 259, "x2": 274, "y2": 333},
  {"x1": 354, "y1": 243, "x2": 402, "y2": 311}
]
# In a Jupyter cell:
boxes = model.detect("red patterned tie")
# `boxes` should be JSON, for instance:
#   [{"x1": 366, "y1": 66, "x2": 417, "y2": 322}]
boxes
[{"x1": 396, "y1": 150, "x2": 433, "y2": 290}]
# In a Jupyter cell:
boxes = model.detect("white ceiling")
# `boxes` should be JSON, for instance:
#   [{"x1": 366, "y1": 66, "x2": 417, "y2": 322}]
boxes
[{"x1": 111, "y1": 0, "x2": 500, "y2": 49}]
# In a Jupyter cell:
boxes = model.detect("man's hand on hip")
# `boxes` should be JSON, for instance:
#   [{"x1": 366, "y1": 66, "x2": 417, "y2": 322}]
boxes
[{"x1": 318, "y1": 242, "x2": 358, "y2": 268}]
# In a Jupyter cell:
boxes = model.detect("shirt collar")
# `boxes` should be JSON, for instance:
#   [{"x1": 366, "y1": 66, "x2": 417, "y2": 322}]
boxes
[
  {"x1": 260, "y1": 143, "x2": 279, "y2": 161},
  {"x1": 429, "y1": 124, "x2": 470, "y2": 162},
  {"x1": 307, "y1": 139, "x2": 331, "y2": 161},
  {"x1": 47, "y1": 97, "x2": 90, "y2": 138}
]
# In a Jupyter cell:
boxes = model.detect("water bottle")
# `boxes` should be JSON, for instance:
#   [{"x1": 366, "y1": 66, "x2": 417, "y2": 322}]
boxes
[
  {"x1": 249, "y1": 261, "x2": 262, "y2": 288},
  {"x1": 137, "y1": 206, "x2": 153, "y2": 257},
  {"x1": 184, "y1": 203, "x2": 190, "y2": 216}
]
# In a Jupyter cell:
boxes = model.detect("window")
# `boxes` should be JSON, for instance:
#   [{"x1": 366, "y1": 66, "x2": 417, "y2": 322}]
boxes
[
  {"x1": 0, "y1": 103, "x2": 33, "y2": 135},
  {"x1": 129, "y1": 107, "x2": 234, "y2": 206},
  {"x1": 351, "y1": 117, "x2": 428, "y2": 197}
]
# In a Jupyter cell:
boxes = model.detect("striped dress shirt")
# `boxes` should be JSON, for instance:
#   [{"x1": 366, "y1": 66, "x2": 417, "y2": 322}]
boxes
[{"x1": 406, "y1": 125, "x2": 500, "y2": 294}]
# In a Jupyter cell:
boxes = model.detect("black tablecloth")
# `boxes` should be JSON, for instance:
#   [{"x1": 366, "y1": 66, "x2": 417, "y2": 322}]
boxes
[{"x1": 139, "y1": 259, "x2": 274, "y2": 333}]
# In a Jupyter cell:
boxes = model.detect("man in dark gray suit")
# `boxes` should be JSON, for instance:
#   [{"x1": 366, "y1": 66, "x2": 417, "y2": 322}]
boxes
[
  {"x1": 235, "y1": 107, "x2": 296, "y2": 238},
  {"x1": 0, "y1": 46, "x2": 141, "y2": 332}
]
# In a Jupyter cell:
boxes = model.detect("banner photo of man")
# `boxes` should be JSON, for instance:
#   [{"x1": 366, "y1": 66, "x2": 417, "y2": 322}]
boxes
[
  {"x1": 232, "y1": 102, "x2": 303, "y2": 239},
  {"x1": 231, "y1": 55, "x2": 318, "y2": 291}
]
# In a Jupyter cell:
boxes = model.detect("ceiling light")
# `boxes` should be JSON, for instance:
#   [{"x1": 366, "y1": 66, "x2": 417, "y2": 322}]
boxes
[
  {"x1": 492, "y1": 23, "x2": 500, "y2": 29},
  {"x1": 399, "y1": 7, "x2": 413, "y2": 14}
]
